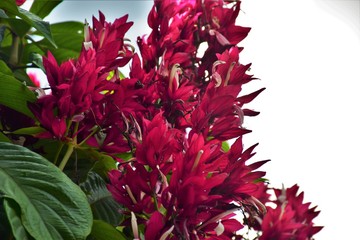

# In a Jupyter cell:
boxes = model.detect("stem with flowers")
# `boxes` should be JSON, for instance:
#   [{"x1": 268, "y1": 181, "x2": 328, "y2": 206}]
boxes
[{"x1": 0, "y1": 0, "x2": 323, "y2": 239}]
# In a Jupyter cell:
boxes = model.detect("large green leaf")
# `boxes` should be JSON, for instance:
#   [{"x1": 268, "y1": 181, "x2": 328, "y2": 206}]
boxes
[
  {"x1": 89, "y1": 220, "x2": 127, "y2": 240},
  {"x1": 0, "y1": 200, "x2": 12, "y2": 239},
  {"x1": 0, "y1": 59, "x2": 12, "y2": 75},
  {"x1": 0, "y1": 0, "x2": 19, "y2": 16},
  {"x1": 49, "y1": 21, "x2": 83, "y2": 36},
  {"x1": 48, "y1": 21, "x2": 83, "y2": 61},
  {"x1": 30, "y1": 0, "x2": 62, "y2": 19},
  {"x1": 3, "y1": 198, "x2": 33, "y2": 240},
  {"x1": 34, "y1": 21, "x2": 83, "y2": 62},
  {"x1": 80, "y1": 172, "x2": 123, "y2": 226},
  {"x1": 5, "y1": 18, "x2": 31, "y2": 37},
  {"x1": 18, "y1": 8, "x2": 57, "y2": 48},
  {"x1": 0, "y1": 0, "x2": 56, "y2": 47},
  {"x1": 0, "y1": 142, "x2": 93, "y2": 239},
  {"x1": 0, "y1": 60, "x2": 36, "y2": 118},
  {"x1": 90, "y1": 151, "x2": 117, "y2": 180}
]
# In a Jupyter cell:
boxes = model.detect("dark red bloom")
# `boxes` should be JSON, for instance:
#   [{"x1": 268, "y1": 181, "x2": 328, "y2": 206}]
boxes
[
  {"x1": 190, "y1": 47, "x2": 263, "y2": 142},
  {"x1": 260, "y1": 185, "x2": 323, "y2": 240},
  {"x1": 86, "y1": 12, "x2": 134, "y2": 73},
  {"x1": 108, "y1": 162, "x2": 155, "y2": 214},
  {"x1": 135, "y1": 112, "x2": 182, "y2": 169},
  {"x1": 40, "y1": 49, "x2": 100, "y2": 118},
  {"x1": 29, "y1": 95, "x2": 67, "y2": 139}
]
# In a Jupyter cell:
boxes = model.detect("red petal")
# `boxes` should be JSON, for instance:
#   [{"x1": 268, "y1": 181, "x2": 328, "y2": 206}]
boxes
[
  {"x1": 237, "y1": 88, "x2": 266, "y2": 105},
  {"x1": 242, "y1": 108, "x2": 260, "y2": 116}
]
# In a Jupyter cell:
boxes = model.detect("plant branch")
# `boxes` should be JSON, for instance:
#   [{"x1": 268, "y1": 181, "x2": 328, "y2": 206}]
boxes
[{"x1": 58, "y1": 143, "x2": 74, "y2": 171}]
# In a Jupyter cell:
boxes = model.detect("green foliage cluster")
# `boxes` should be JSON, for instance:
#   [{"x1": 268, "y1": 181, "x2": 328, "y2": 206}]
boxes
[{"x1": 0, "y1": 1, "x2": 124, "y2": 239}]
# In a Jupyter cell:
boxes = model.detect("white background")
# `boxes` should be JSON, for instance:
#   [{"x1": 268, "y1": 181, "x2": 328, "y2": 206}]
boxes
[
  {"x1": 239, "y1": 1, "x2": 360, "y2": 239},
  {"x1": 23, "y1": 0, "x2": 360, "y2": 239}
]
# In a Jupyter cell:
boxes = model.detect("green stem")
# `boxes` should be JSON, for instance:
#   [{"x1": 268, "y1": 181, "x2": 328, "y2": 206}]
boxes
[
  {"x1": 9, "y1": 34, "x2": 19, "y2": 66},
  {"x1": 53, "y1": 142, "x2": 65, "y2": 165},
  {"x1": 58, "y1": 119, "x2": 80, "y2": 170},
  {"x1": 64, "y1": 119, "x2": 72, "y2": 138},
  {"x1": 58, "y1": 144, "x2": 75, "y2": 171},
  {"x1": 73, "y1": 121, "x2": 80, "y2": 139},
  {"x1": 153, "y1": 193, "x2": 159, "y2": 211}
]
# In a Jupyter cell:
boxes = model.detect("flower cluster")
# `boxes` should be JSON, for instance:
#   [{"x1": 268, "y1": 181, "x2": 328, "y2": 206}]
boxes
[
  {"x1": 30, "y1": 12, "x2": 135, "y2": 152},
  {"x1": 260, "y1": 185, "x2": 323, "y2": 240},
  {"x1": 28, "y1": 0, "x2": 322, "y2": 239}
]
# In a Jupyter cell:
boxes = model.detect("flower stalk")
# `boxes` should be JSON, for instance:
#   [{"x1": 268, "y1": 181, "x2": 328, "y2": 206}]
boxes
[{"x1": 58, "y1": 143, "x2": 75, "y2": 171}]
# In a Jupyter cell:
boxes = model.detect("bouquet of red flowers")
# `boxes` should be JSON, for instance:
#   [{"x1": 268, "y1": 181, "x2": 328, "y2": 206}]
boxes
[{"x1": 0, "y1": 0, "x2": 322, "y2": 239}]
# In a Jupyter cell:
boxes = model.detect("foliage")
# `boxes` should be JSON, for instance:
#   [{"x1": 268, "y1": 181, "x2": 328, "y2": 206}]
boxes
[{"x1": 0, "y1": 0, "x2": 322, "y2": 239}]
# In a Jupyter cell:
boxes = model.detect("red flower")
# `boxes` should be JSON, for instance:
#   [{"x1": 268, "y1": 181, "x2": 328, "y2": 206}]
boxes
[
  {"x1": 15, "y1": 0, "x2": 26, "y2": 6},
  {"x1": 204, "y1": 1, "x2": 250, "y2": 45},
  {"x1": 29, "y1": 95, "x2": 67, "y2": 139},
  {"x1": 108, "y1": 162, "x2": 155, "y2": 214},
  {"x1": 135, "y1": 112, "x2": 182, "y2": 169},
  {"x1": 86, "y1": 12, "x2": 134, "y2": 73},
  {"x1": 144, "y1": 211, "x2": 165, "y2": 240},
  {"x1": 201, "y1": 218, "x2": 244, "y2": 240},
  {"x1": 41, "y1": 49, "x2": 100, "y2": 118},
  {"x1": 260, "y1": 185, "x2": 323, "y2": 240}
]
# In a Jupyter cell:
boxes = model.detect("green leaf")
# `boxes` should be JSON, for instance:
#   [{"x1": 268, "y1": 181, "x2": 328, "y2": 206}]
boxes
[
  {"x1": 35, "y1": 21, "x2": 83, "y2": 62},
  {"x1": 115, "y1": 152, "x2": 133, "y2": 161},
  {"x1": 18, "y1": 8, "x2": 56, "y2": 48},
  {"x1": 11, "y1": 126, "x2": 46, "y2": 135},
  {"x1": 50, "y1": 21, "x2": 84, "y2": 36},
  {"x1": 0, "y1": 131, "x2": 11, "y2": 143},
  {"x1": 0, "y1": 1, "x2": 56, "y2": 48},
  {"x1": 0, "y1": 0, "x2": 19, "y2": 16},
  {"x1": 0, "y1": 142, "x2": 93, "y2": 240},
  {"x1": 0, "y1": 59, "x2": 12, "y2": 75},
  {"x1": 29, "y1": 52, "x2": 45, "y2": 71},
  {"x1": 0, "y1": 199, "x2": 12, "y2": 238},
  {"x1": 0, "y1": 60, "x2": 36, "y2": 118},
  {"x1": 80, "y1": 172, "x2": 122, "y2": 226},
  {"x1": 20, "y1": 41, "x2": 45, "y2": 64},
  {"x1": 3, "y1": 198, "x2": 33, "y2": 240},
  {"x1": 5, "y1": 18, "x2": 31, "y2": 37},
  {"x1": 0, "y1": 9, "x2": 8, "y2": 18},
  {"x1": 90, "y1": 220, "x2": 127, "y2": 240},
  {"x1": 13, "y1": 68, "x2": 36, "y2": 87},
  {"x1": 90, "y1": 153, "x2": 117, "y2": 179},
  {"x1": 0, "y1": 26, "x2": 12, "y2": 48},
  {"x1": 30, "y1": 0, "x2": 62, "y2": 19}
]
